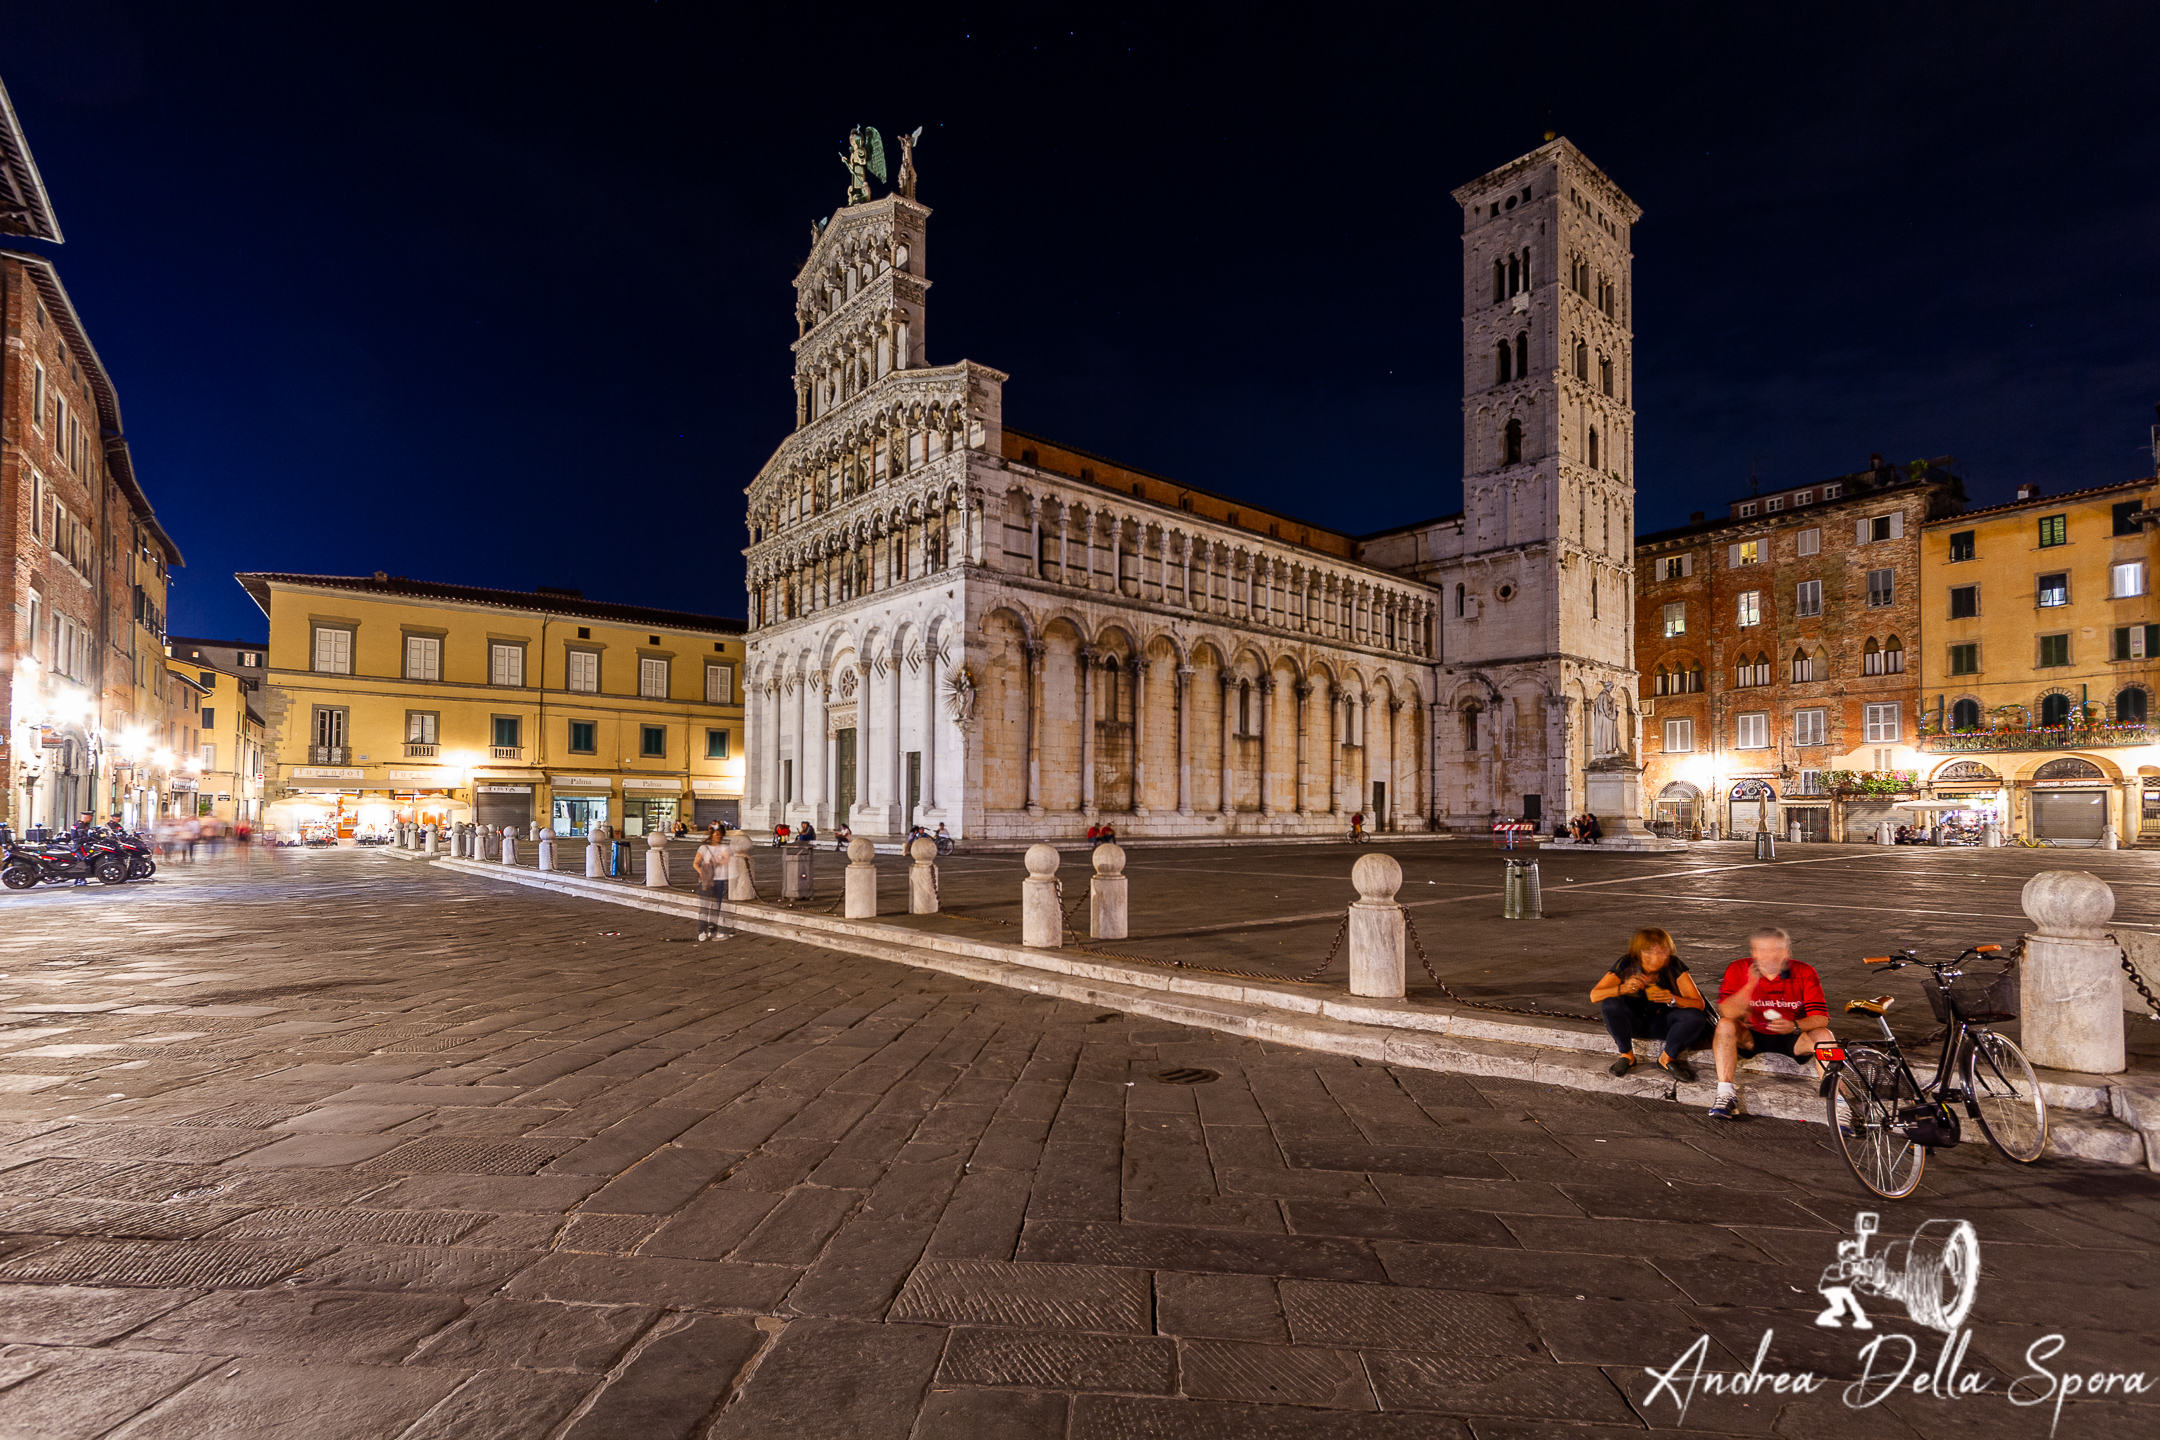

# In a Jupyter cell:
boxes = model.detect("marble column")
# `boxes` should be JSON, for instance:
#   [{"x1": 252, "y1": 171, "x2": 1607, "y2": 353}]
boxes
[
  {"x1": 1387, "y1": 699, "x2": 1403, "y2": 829},
  {"x1": 924, "y1": 644, "x2": 938, "y2": 812},
  {"x1": 1078, "y1": 646, "x2": 1097, "y2": 814},
  {"x1": 1257, "y1": 676, "x2": 1275, "y2": 817},
  {"x1": 1175, "y1": 665, "x2": 1194, "y2": 815},
  {"x1": 1294, "y1": 680, "x2": 1312, "y2": 815},
  {"x1": 889, "y1": 651, "x2": 903, "y2": 831},
  {"x1": 1219, "y1": 673, "x2": 1236, "y2": 815},
  {"x1": 809, "y1": 672, "x2": 828, "y2": 817},
  {"x1": 820, "y1": 677, "x2": 836, "y2": 821},
  {"x1": 1326, "y1": 681, "x2": 1341, "y2": 813},
  {"x1": 1130, "y1": 655, "x2": 1150, "y2": 815},
  {"x1": 1028, "y1": 496, "x2": 1043, "y2": 579},
  {"x1": 767, "y1": 680, "x2": 783, "y2": 810},
  {"x1": 1179, "y1": 533, "x2": 1194, "y2": 609},
  {"x1": 1023, "y1": 641, "x2": 1044, "y2": 815},
  {"x1": 1358, "y1": 691, "x2": 1372, "y2": 815}
]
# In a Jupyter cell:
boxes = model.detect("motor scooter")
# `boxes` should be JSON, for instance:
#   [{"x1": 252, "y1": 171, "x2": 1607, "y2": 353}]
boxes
[{"x1": 2, "y1": 835, "x2": 129, "y2": 888}]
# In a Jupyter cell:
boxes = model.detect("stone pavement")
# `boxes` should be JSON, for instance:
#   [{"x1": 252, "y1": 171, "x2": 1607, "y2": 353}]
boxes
[{"x1": 0, "y1": 850, "x2": 2155, "y2": 1438}]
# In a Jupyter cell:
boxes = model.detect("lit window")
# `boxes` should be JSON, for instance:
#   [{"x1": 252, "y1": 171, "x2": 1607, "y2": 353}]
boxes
[
  {"x1": 1737, "y1": 591, "x2": 1761, "y2": 627},
  {"x1": 2112, "y1": 561, "x2": 2145, "y2": 598},
  {"x1": 2037, "y1": 573, "x2": 2069, "y2": 607},
  {"x1": 2038, "y1": 514, "x2": 2068, "y2": 547},
  {"x1": 1661, "y1": 602, "x2": 1685, "y2": 638}
]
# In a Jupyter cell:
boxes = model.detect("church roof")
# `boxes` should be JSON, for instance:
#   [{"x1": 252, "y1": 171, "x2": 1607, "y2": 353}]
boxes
[{"x1": 0, "y1": 76, "x2": 61, "y2": 242}]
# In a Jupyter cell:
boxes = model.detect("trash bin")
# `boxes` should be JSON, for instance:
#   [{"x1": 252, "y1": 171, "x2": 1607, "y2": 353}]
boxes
[
  {"x1": 1519, "y1": 860, "x2": 1544, "y2": 919},
  {"x1": 1501, "y1": 859, "x2": 1522, "y2": 920},
  {"x1": 781, "y1": 847, "x2": 815, "y2": 900},
  {"x1": 1754, "y1": 831, "x2": 1776, "y2": 861},
  {"x1": 609, "y1": 839, "x2": 628, "y2": 878}
]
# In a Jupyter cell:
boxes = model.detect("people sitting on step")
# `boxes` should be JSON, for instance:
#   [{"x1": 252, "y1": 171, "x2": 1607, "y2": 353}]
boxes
[
  {"x1": 1708, "y1": 925, "x2": 1834, "y2": 1120},
  {"x1": 1591, "y1": 927, "x2": 1709, "y2": 1084},
  {"x1": 1086, "y1": 823, "x2": 1104, "y2": 847}
]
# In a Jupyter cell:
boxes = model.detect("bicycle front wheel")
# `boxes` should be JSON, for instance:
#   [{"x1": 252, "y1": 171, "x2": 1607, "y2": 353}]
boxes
[
  {"x1": 1829, "y1": 1046, "x2": 1927, "y2": 1199},
  {"x1": 1967, "y1": 1030, "x2": 2048, "y2": 1163}
]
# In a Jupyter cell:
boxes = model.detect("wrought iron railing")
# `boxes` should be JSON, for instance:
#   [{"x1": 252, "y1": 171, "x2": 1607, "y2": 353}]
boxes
[{"x1": 1921, "y1": 724, "x2": 2153, "y2": 753}]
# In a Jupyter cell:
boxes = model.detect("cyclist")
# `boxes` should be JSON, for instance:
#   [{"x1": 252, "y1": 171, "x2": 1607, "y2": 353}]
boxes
[{"x1": 1709, "y1": 925, "x2": 1834, "y2": 1120}]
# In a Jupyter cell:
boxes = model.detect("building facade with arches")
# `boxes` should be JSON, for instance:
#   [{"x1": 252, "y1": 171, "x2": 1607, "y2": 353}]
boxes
[{"x1": 741, "y1": 139, "x2": 1644, "y2": 841}]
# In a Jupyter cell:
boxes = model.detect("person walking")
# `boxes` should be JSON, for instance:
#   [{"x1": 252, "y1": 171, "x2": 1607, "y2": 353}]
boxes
[
  {"x1": 1590, "y1": 928, "x2": 1710, "y2": 1083},
  {"x1": 692, "y1": 824, "x2": 733, "y2": 942}
]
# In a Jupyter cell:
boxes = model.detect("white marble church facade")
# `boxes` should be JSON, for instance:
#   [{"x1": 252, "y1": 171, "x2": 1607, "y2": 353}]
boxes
[{"x1": 741, "y1": 138, "x2": 1645, "y2": 842}]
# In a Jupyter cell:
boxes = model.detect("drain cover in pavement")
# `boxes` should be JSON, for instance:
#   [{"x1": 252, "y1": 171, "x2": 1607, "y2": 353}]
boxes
[
  {"x1": 1152, "y1": 1068, "x2": 1220, "y2": 1085},
  {"x1": 0, "y1": 1239, "x2": 323, "y2": 1289},
  {"x1": 357, "y1": 1139, "x2": 559, "y2": 1175}
]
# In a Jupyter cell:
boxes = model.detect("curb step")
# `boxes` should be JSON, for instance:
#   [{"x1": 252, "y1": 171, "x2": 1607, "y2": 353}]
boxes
[{"x1": 426, "y1": 855, "x2": 2158, "y2": 1170}]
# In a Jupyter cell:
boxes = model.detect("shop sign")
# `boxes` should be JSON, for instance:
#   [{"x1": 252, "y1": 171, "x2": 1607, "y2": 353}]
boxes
[
  {"x1": 1729, "y1": 779, "x2": 1777, "y2": 801},
  {"x1": 551, "y1": 775, "x2": 612, "y2": 788},
  {"x1": 691, "y1": 780, "x2": 732, "y2": 793},
  {"x1": 293, "y1": 766, "x2": 364, "y2": 779},
  {"x1": 477, "y1": 784, "x2": 533, "y2": 794},
  {"x1": 169, "y1": 778, "x2": 199, "y2": 791},
  {"x1": 623, "y1": 777, "x2": 683, "y2": 790},
  {"x1": 383, "y1": 769, "x2": 443, "y2": 782}
]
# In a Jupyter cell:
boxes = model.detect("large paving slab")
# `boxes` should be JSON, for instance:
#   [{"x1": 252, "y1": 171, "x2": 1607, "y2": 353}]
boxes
[{"x1": 0, "y1": 847, "x2": 2153, "y2": 1436}]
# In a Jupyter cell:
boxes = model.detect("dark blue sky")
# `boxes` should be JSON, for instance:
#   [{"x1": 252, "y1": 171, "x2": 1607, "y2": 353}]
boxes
[{"x1": 7, "y1": 2, "x2": 2158, "y2": 640}]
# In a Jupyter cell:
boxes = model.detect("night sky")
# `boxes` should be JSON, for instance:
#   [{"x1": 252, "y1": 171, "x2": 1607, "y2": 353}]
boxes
[{"x1": 7, "y1": 3, "x2": 2157, "y2": 642}]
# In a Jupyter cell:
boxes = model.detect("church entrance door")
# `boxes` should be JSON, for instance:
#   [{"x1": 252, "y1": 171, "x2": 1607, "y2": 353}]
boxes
[{"x1": 835, "y1": 729, "x2": 857, "y2": 828}]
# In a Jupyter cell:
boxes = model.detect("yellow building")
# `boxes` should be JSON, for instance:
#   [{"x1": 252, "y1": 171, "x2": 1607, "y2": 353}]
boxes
[
  {"x1": 239, "y1": 574, "x2": 746, "y2": 840},
  {"x1": 166, "y1": 638, "x2": 269, "y2": 825},
  {"x1": 1917, "y1": 476, "x2": 2159, "y2": 844}
]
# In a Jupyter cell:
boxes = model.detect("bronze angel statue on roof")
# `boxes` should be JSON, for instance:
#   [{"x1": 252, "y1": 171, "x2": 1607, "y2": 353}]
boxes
[{"x1": 841, "y1": 126, "x2": 886, "y2": 205}]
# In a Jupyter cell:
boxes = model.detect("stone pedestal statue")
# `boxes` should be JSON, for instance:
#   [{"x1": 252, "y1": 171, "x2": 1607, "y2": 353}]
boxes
[
  {"x1": 1090, "y1": 842, "x2": 1128, "y2": 940},
  {"x1": 844, "y1": 837, "x2": 878, "y2": 919},
  {"x1": 1346, "y1": 853, "x2": 1405, "y2": 999},
  {"x1": 1583, "y1": 757, "x2": 1679, "y2": 851},
  {"x1": 2020, "y1": 870, "x2": 2125, "y2": 1074},
  {"x1": 908, "y1": 837, "x2": 939, "y2": 915}
]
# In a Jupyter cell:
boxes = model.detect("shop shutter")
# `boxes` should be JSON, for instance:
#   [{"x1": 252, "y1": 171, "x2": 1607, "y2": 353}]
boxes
[
  {"x1": 475, "y1": 790, "x2": 533, "y2": 831},
  {"x1": 2033, "y1": 791, "x2": 2105, "y2": 844}
]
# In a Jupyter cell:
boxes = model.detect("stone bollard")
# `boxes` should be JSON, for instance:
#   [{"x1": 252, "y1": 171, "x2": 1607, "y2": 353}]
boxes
[
  {"x1": 1346, "y1": 853, "x2": 1406, "y2": 999},
  {"x1": 536, "y1": 828, "x2": 555, "y2": 872},
  {"x1": 1021, "y1": 844, "x2": 1062, "y2": 948},
  {"x1": 909, "y1": 836, "x2": 940, "y2": 915},
  {"x1": 1089, "y1": 841, "x2": 1127, "y2": 940},
  {"x1": 585, "y1": 834, "x2": 604, "y2": 877},
  {"x1": 528, "y1": 821, "x2": 539, "y2": 842},
  {"x1": 1984, "y1": 821, "x2": 2002, "y2": 848},
  {"x1": 2020, "y1": 871, "x2": 2126, "y2": 1074},
  {"x1": 423, "y1": 824, "x2": 437, "y2": 857},
  {"x1": 727, "y1": 831, "x2": 758, "y2": 902},
  {"x1": 501, "y1": 826, "x2": 518, "y2": 865},
  {"x1": 844, "y1": 837, "x2": 878, "y2": 918},
  {"x1": 1876, "y1": 821, "x2": 1896, "y2": 846},
  {"x1": 2101, "y1": 821, "x2": 2119, "y2": 851},
  {"x1": 645, "y1": 829, "x2": 670, "y2": 889}
]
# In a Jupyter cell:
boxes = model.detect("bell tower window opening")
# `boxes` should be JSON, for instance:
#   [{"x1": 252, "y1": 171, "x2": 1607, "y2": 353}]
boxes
[
  {"x1": 1514, "y1": 331, "x2": 1528, "y2": 378},
  {"x1": 1496, "y1": 343, "x2": 1511, "y2": 385},
  {"x1": 1574, "y1": 339, "x2": 1588, "y2": 382},
  {"x1": 1503, "y1": 418, "x2": 1523, "y2": 466},
  {"x1": 1493, "y1": 259, "x2": 1505, "y2": 304},
  {"x1": 1588, "y1": 427, "x2": 1600, "y2": 470}
]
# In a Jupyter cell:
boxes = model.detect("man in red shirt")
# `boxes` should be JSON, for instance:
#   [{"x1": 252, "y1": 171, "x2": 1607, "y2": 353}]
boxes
[{"x1": 1708, "y1": 925, "x2": 1833, "y2": 1120}]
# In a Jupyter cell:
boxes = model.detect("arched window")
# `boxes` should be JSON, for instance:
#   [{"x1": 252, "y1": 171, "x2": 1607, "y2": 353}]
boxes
[
  {"x1": 1574, "y1": 339, "x2": 1588, "y2": 381},
  {"x1": 1238, "y1": 681, "x2": 1252, "y2": 735},
  {"x1": 1653, "y1": 664, "x2": 1669, "y2": 696},
  {"x1": 1455, "y1": 583, "x2": 1466, "y2": 618},
  {"x1": 1507, "y1": 255, "x2": 1520, "y2": 295},
  {"x1": 1504, "y1": 419, "x2": 1523, "y2": 465},
  {"x1": 1496, "y1": 344, "x2": 1511, "y2": 385},
  {"x1": 1791, "y1": 647, "x2": 1812, "y2": 684},
  {"x1": 1600, "y1": 356, "x2": 1614, "y2": 397},
  {"x1": 2120, "y1": 687, "x2": 2151, "y2": 725},
  {"x1": 1687, "y1": 663, "x2": 1704, "y2": 693},
  {"x1": 2040, "y1": 693, "x2": 2072, "y2": 727},
  {"x1": 1588, "y1": 427, "x2": 1600, "y2": 469},
  {"x1": 1883, "y1": 635, "x2": 1905, "y2": 674},
  {"x1": 1462, "y1": 705, "x2": 1480, "y2": 753},
  {"x1": 1862, "y1": 637, "x2": 1883, "y2": 676},
  {"x1": 1515, "y1": 331, "x2": 1528, "y2": 378},
  {"x1": 1951, "y1": 697, "x2": 1982, "y2": 730}
]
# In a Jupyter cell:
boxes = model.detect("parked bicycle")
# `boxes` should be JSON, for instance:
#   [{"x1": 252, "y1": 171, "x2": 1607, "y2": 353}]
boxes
[{"x1": 1819, "y1": 944, "x2": 2047, "y2": 1199}]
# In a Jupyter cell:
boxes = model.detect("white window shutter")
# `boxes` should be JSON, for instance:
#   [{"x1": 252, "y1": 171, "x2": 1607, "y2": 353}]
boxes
[
  {"x1": 1728, "y1": 544, "x2": 1742, "y2": 568},
  {"x1": 1680, "y1": 553, "x2": 1694, "y2": 577},
  {"x1": 1888, "y1": 511, "x2": 1904, "y2": 539},
  {"x1": 1856, "y1": 518, "x2": 1870, "y2": 545}
]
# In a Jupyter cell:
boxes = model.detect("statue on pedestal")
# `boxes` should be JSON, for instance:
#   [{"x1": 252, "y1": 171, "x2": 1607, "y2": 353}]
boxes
[
  {"x1": 896, "y1": 126, "x2": 923, "y2": 199},
  {"x1": 840, "y1": 126, "x2": 887, "y2": 205},
  {"x1": 1592, "y1": 681, "x2": 1622, "y2": 760}
]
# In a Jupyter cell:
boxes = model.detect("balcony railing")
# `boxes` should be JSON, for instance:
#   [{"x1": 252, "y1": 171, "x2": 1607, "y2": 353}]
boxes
[
  {"x1": 309, "y1": 746, "x2": 348, "y2": 764},
  {"x1": 404, "y1": 743, "x2": 439, "y2": 758},
  {"x1": 1921, "y1": 725, "x2": 2153, "y2": 753},
  {"x1": 490, "y1": 745, "x2": 523, "y2": 761}
]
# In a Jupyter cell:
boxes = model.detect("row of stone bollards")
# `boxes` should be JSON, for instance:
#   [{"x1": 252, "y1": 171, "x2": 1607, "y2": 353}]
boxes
[{"x1": 843, "y1": 838, "x2": 943, "y2": 918}]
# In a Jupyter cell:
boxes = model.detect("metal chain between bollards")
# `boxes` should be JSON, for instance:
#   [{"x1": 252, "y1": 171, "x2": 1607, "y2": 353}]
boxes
[
  {"x1": 1402, "y1": 910, "x2": 1592, "y2": 1021},
  {"x1": 2108, "y1": 931, "x2": 2160, "y2": 1020}
]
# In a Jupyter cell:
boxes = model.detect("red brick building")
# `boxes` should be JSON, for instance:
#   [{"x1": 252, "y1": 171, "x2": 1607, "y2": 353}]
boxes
[
  {"x1": 1635, "y1": 458, "x2": 1965, "y2": 841},
  {"x1": 3, "y1": 78, "x2": 184, "y2": 834}
]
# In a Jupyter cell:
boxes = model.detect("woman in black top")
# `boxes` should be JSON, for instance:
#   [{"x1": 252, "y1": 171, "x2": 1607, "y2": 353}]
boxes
[{"x1": 1590, "y1": 927, "x2": 1710, "y2": 1082}]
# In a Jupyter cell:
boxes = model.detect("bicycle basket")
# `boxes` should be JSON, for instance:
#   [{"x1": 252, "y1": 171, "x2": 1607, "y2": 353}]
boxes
[{"x1": 1925, "y1": 965, "x2": 2018, "y2": 1024}]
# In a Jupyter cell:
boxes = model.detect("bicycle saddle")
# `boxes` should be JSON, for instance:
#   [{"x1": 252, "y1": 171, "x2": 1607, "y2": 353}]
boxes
[{"x1": 1846, "y1": 996, "x2": 1896, "y2": 1015}]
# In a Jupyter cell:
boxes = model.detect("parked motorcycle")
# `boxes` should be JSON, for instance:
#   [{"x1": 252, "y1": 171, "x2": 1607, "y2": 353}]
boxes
[
  {"x1": 2, "y1": 835, "x2": 130, "y2": 888},
  {"x1": 102, "y1": 827, "x2": 157, "y2": 879}
]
